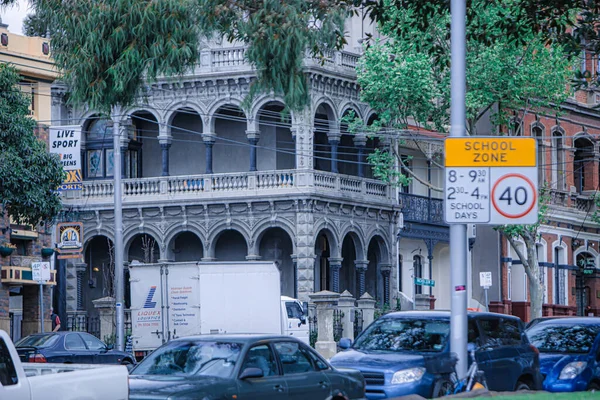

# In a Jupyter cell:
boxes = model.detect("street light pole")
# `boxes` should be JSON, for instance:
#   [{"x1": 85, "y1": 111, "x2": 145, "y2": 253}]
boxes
[
  {"x1": 112, "y1": 109, "x2": 125, "y2": 352},
  {"x1": 450, "y1": 0, "x2": 468, "y2": 378}
]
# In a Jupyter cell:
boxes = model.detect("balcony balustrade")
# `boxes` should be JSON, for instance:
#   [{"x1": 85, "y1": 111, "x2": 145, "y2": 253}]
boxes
[
  {"x1": 398, "y1": 193, "x2": 445, "y2": 225},
  {"x1": 61, "y1": 170, "x2": 392, "y2": 207}
]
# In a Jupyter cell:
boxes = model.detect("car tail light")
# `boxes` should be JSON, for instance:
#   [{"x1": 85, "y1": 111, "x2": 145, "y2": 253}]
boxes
[
  {"x1": 529, "y1": 344, "x2": 540, "y2": 355},
  {"x1": 29, "y1": 354, "x2": 47, "y2": 363}
]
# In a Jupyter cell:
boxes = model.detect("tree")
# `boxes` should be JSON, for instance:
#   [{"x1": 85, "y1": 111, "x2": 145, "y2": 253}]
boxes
[
  {"x1": 351, "y1": 1, "x2": 575, "y2": 319},
  {"x1": 0, "y1": 64, "x2": 64, "y2": 226},
  {"x1": 23, "y1": 12, "x2": 49, "y2": 38}
]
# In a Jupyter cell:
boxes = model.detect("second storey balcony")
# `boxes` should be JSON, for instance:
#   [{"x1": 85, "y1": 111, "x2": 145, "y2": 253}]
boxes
[{"x1": 60, "y1": 169, "x2": 393, "y2": 208}]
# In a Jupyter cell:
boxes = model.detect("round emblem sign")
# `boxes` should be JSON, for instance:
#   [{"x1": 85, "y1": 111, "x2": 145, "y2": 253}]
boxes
[{"x1": 491, "y1": 173, "x2": 537, "y2": 219}]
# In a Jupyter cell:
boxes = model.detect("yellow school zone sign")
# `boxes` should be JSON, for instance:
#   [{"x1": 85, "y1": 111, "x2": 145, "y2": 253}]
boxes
[{"x1": 445, "y1": 137, "x2": 536, "y2": 167}]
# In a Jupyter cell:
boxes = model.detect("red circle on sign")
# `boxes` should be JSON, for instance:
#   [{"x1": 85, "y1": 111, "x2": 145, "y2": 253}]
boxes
[{"x1": 491, "y1": 173, "x2": 537, "y2": 219}]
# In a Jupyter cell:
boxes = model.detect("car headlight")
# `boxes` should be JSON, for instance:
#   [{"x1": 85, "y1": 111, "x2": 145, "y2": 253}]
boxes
[
  {"x1": 559, "y1": 361, "x2": 587, "y2": 380},
  {"x1": 391, "y1": 367, "x2": 426, "y2": 384}
]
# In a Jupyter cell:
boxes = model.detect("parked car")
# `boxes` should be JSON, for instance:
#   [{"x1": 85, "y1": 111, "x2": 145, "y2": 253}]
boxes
[
  {"x1": 329, "y1": 311, "x2": 542, "y2": 399},
  {"x1": 0, "y1": 329, "x2": 129, "y2": 400},
  {"x1": 128, "y1": 334, "x2": 366, "y2": 400},
  {"x1": 14, "y1": 332, "x2": 135, "y2": 365},
  {"x1": 526, "y1": 316, "x2": 600, "y2": 392}
]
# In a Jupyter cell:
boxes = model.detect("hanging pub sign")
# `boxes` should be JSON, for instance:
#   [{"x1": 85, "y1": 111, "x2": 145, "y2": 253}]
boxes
[
  {"x1": 56, "y1": 222, "x2": 83, "y2": 259},
  {"x1": 49, "y1": 125, "x2": 82, "y2": 191}
]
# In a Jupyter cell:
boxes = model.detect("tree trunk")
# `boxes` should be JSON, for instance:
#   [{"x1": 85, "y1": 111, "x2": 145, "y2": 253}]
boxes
[{"x1": 524, "y1": 237, "x2": 544, "y2": 320}]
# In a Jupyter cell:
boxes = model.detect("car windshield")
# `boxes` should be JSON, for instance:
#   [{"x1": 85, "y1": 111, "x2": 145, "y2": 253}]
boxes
[
  {"x1": 130, "y1": 340, "x2": 243, "y2": 378},
  {"x1": 527, "y1": 323, "x2": 600, "y2": 353},
  {"x1": 353, "y1": 318, "x2": 449, "y2": 352},
  {"x1": 15, "y1": 334, "x2": 59, "y2": 348}
]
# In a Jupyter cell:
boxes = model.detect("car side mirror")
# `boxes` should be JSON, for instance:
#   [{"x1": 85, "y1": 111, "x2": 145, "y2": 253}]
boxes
[
  {"x1": 467, "y1": 342, "x2": 476, "y2": 352},
  {"x1": 106, "y1": 344, "x2": 114, "y2": 351},
  {"x1": 339, "y1": 338, "x2": 353, "y2": 350},
  {"x1": 239, "y1": 367, "x2": 264, "y2": 380},
  {"x1": 299, "y1": 315, "x2": 306, "y2": 326}
]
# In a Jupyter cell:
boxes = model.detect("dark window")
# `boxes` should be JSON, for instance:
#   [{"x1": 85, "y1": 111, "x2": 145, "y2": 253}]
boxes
[
  {"x1": 353, "y1": 318, "x2": 449, "y2": 352},
  {"x1": 15, "y1": 334, "x2": 59, "y2": 348},
  {"x1": 274, "y1": 342, "x2": 315, "y2": 374},
  {"x1": 65, "y1": 333, "x2": 86, "y2": 350},
  {"x1": 501, "y1": 319, "x2": 523, "y2": 345},
  {"x1": 241, "y1": 344, "x2": 278, "y2": 377},
  {"x1": 478, "y1": 318, "x2": 504, "y2": 348},
  {"x1": 0, "y1": 338, "x2": 18, "y2": 386},
  {"x1": 305, "y1": 346, "x2": 329, "y2": 371},
  {"x1": 400, "y1": 155, "x2": 411, "y2": 193},
  {"x1": 414, "y1": 256, "x2": 423, "y2": 295},
  {"x1": 285, "y1": 302, "x2": 303, "y2": 319},
  {"x1": 527, "y1": 323, "x2": 600, "y2": 353},
  {"x1": 468, "y1": 320, "x2": 481, "y2": 345}
]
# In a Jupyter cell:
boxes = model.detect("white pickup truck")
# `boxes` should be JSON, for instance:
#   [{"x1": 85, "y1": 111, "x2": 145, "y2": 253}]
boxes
[{"x1": 0, "y1": 330, "x2": 129, "y2": 400}]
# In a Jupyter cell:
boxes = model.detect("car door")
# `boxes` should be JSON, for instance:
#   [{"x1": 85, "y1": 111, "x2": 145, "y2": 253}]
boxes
[
  {"x1": 283, "y1": 300, "x2": 308, "y2": 342},
  {"x1": 273, "y1": 341, "x2": 331, "y2": 400},
  {"x1": 237, "y1": 343, "x2": 288, "y2": 399},
  {"x1": 64, "y1": 333, "x2": 93, "y2": 363},
  {"x1": 79, "y1": 333, "x2": 115, "y2": 364},
  {"x1": 476, "y1": 317, "x2": 521, "y2": 391},
  {"x1": 0, "y1": 337, "x2": 28, "y2": 400}
]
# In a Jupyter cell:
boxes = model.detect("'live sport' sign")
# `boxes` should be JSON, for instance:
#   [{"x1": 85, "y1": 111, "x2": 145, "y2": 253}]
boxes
[{"x1": 49, "y1": 125, "x2": 82, "y2": 191}]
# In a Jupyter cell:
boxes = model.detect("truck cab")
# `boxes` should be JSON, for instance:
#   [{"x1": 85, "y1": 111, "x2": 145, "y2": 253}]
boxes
[{"x1": 280, "y1": 296, "x2": 309, "y2": 343}]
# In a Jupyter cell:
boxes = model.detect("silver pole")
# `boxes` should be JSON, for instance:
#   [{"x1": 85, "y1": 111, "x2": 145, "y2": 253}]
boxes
[
  {"x1": 450, "y1": 0, "x2": 468, "y2": 378},
  {"x1": 484, "y1": 288, "x2": 489, "y2": 312},
  {"x1": 39, "y1": 283, "x2": 44, "y2": 333},
  {"x1": 112, "y1": 110, "x2": 125, "y2": 352}
]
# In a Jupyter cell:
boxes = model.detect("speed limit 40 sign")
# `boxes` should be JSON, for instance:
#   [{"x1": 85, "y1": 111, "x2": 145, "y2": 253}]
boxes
[{"x1": 444, "y1": 137, "x2": 538, "y2": 225}]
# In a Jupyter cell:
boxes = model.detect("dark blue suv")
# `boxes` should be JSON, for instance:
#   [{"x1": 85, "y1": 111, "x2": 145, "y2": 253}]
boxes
[{"x1": 329, "y1": 311, "x2": 542, "y2": 399}]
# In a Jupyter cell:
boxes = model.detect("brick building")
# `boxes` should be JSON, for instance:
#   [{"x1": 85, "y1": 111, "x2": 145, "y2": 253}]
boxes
[{"x1": 0, "y1": 21, "x2": 58, "y2": 339}]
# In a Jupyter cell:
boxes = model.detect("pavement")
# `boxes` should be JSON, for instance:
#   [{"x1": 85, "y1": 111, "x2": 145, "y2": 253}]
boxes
[{"x1": 391, "y1": 389, "x2": 546, "y2": 399}]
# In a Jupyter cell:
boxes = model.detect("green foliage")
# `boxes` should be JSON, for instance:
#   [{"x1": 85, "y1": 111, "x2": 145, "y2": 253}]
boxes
[
  {"x1": 495, "y1": 184, "x2": 550, "y2": 241},
  {"x1": 23, "y1": 12, "x2": 49, "y2": 38},
  {"x1": 356, "y1": 0, "x2": 574, "y2": 134},
  {"x1": 0, "y1": 64, "x2": 64, "y2": 226}
]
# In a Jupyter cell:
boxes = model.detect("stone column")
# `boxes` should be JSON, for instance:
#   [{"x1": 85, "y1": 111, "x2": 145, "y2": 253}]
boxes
[
  {"x1": 355, "y1": 260, "x2": 369, "y2": 297},
  {"x1": 203, "y1": 133, "x2": 216, "y2": 174},
  {"x1": 0, "y1": 283, "x2": 9, "y2": 333},
  {"x1": 380, "y1": 264, "x2": 392, "y2": 305},
  {"x1": 21, "y1": 284, "x2": 51, "y2": 336},
  {"x1": 296, "y1": 209, "x2": 316, "y2": 302},
  {"x1": 354, "y1": 134, "x2": 367, "y2": 178},
  {"x1": 246, "y1": 130, "x2": 260, "y2": 172},
  {"x1": 93, "y1": 296, "x2": 115, "y2": 342},
  {"x1": 160, "y1": 142, "x2": 171, "y2": 176},
  {"x1": 357, "y1": 292, "x2": 376, "y2": 328},
  {"x1": 75, "y1": 262, "x2": 87, "y2": 311},
  {"x1": 328, "y1": 257, "x2": 343, "y2": 293},
  {"x1": 338, "y1": 290, "x2": 356, "y2": 341},
  {"x1": 309, "y1": 291, "x2": 340, "y2": 359},
  {"x1": 328, "y1": 129, "x2": 341, "y2": 173},
  {"x1": 291, "y1": 109, "x2": 314, "y2": 172}
]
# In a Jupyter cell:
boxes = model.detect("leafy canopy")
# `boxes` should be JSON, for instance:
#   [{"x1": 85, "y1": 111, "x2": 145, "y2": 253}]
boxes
[{"x1": 0, "y1": 64, "x2": 64, "y2": 225}]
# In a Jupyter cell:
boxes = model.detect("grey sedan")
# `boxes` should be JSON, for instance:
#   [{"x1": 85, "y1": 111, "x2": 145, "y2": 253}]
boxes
[{"x1": 129, "y1": 334, "x2": 365, "y2": 400}]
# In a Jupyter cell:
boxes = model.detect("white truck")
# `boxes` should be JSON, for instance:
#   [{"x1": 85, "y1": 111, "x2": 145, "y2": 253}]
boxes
[
  {"x1": 0, "y1": 329, "x2": 129, "y2": 400},
  {"x1": 129, "y1": 261, "x2": 309, "y2": 354}
]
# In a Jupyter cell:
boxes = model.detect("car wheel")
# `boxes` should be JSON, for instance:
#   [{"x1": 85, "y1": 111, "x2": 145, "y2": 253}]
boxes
[
  {"x1": 515, "y1": 381, "x2": 531, "y2": 391},
  {"x1": 432, "y1": 378, "x2": 453, "y2": 398},
  {"x1": 588, "y1": 382, "x2": 600, "y2": 392},
  {"x1": 121, "y1": 359, "x2": 132, "y2": 365}
]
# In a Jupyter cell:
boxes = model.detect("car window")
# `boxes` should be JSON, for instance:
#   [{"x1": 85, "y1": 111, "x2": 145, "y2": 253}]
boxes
[
  {"x1": 79, "y1": 333, "x2": 105, "y2": 350},
  {"x1": 501, "y1": 319, "x2": 523, "y2": 345},
  {"x1": 15, "y1": 334, "x2": 59, "y2": 348},
  {"x1": 286, "y1": 302, "x2": 304, "y2": 319},
  {"x1": 273, "y1": 342, "x2": 315, "y2": 374},
  {"x1": 0, "y1": 339, "x2": 18, "y2": 386},
  {"x1": 304, "y1": 345, "x2": 329, "y2": 371},
  {"x1": 353, "y1": 318, "x2": 449, "y2": 352},
  {"x1": 240, "y1": 345, "x2": 278, "y2": 377},
  {"x1": 478, "y1": 318, "x2": 504, "y2": 348},
  {"x1": 468, "y1": 320, "x2": 481, "y2": 345},
  {"x1": 527, "y1": 323, "x2": 600, "y2": 353},
  {"x1": 65, "y1": 333, "x2": 87, "y2": 350}
]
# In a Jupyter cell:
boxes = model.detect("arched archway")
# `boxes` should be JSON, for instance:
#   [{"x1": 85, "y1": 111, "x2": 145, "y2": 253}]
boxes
[
  {"x1": 168, "y1": 231, "x2": 204, "y2": 262},
  {"x1": 313, "y1": 103, "x2": 337, "y2": 172},
  {"x1": 214, "y1": 229, "x2": 248, "y2": 261},
  {"x1": 257, "y1": 102, "x2": 294, "y2": 170},
  {"x1": 258, "y1": 228, "x2": 295, "y2": 297},
  {"x1": 576, "y1": 251, "x2": 596, "y2": 315},
  {"x1": 339, "y1": 108, "x2": 360, "y2": 176},
  {"x1": 169, "y1": 107, "x2": 205, "y2": 176},
  {"x1": 213, "y1": 105, "x2": 248, "y2": 173},
  {"x1": 314, "y1": 230, "x2": 334, "y2": 292},
  {"x1": 127, "y1": 233, "x2": 160, "y2": 264},
  {"x1": 83, "y1": 235, "x2": 115, "y2": 317},
  {"x1": 366, "y1": 235, "x2": 390, "y2": 303}
]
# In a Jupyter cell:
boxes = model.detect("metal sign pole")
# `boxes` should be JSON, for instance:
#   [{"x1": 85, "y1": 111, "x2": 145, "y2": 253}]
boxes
[
  {"x1": 484, "y1": 287, "x2": 489, "y2": 312},
  {"x1": 112, "y1": 110, "x2": 125, "y2": 352},
  {"x1": 39, "y1": 283, "x2": 44, "y2": 333},
  {"x1": 450, "y1": 0, "x2": 468, "y2": 379}
]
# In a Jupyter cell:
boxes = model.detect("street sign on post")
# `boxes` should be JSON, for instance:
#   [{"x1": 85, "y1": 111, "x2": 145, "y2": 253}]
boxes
[
  {"x1": 444, "y1": 137, "x2": 538, "y2": 225},
  {"x1": 479, "y1": 272, "x2": 492, "y2": 289},
  {"x1": 415, "y1": 277, "x2": 436, "y2": 287},
  {"x1": 32, "y1": 262, "x2": 50, "y2": 333}
]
